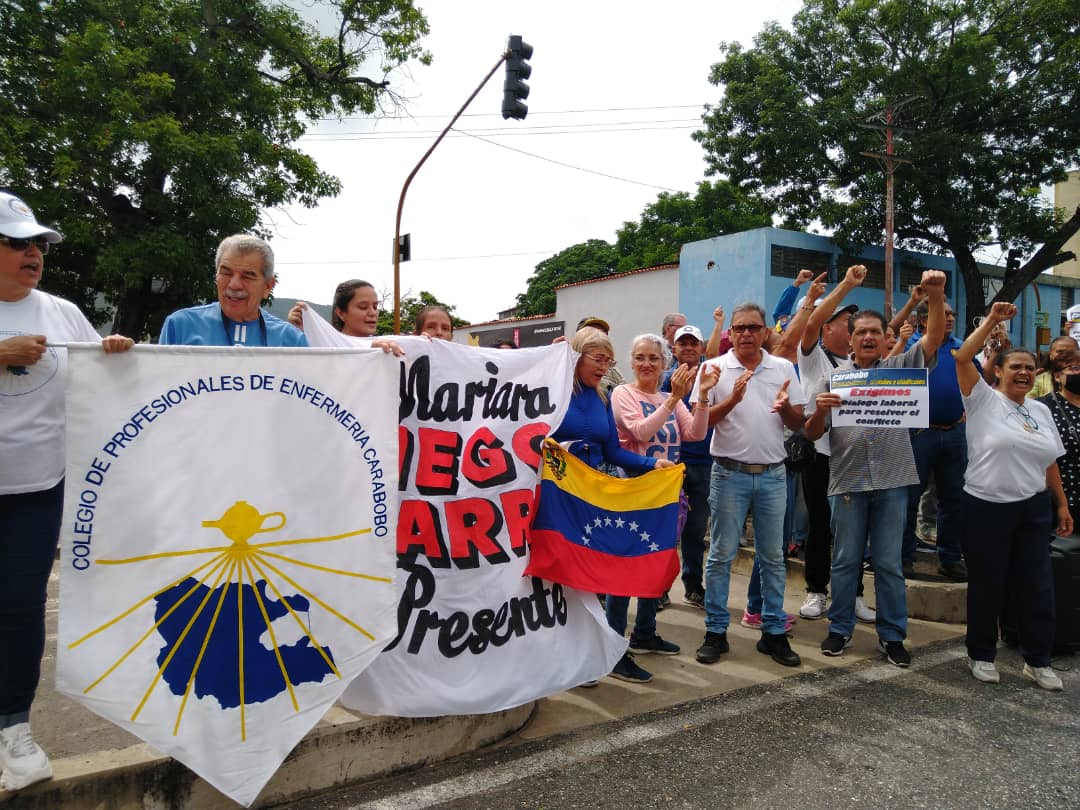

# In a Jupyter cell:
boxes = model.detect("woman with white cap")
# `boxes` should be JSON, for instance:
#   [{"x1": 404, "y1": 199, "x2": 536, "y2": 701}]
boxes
[{"x1": 0, "y1": 192, "x2": 133, "y2": 790}]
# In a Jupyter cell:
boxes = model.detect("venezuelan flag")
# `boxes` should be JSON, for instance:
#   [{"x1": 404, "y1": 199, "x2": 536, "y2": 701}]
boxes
[{"x1": 525, "y1": 439, "x2": 683, "y2": 598}]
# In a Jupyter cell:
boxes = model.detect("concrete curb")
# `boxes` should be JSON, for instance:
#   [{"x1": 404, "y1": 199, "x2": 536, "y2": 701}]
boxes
[
  {"x1": 0, "y1": 703, "x2": 536, "y2": 809},
  {"x1": 732, "y1": 546, "x2": 967, "y2": 623}
]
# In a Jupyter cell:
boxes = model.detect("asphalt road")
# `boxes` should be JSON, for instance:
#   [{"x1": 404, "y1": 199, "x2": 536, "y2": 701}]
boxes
[{"x1": 273, "y1": 641, "x2": 1079, "y2": 810}]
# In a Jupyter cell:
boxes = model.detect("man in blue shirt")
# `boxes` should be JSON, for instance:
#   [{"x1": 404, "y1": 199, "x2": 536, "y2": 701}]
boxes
[
  {"x1": 902, "y1": 301, "x2": 971, "y2": 581},
  {"x1": 159, "y1": 235, "x2": 308, "y2": 347},
  {"x1": 661, "y1": 324, "x2": 712, "y2": 608}
]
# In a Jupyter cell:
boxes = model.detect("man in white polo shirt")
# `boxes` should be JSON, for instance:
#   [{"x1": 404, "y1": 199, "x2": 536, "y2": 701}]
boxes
[{"x1": 692, "y1": 303, "x2": 807, "y2": 667}]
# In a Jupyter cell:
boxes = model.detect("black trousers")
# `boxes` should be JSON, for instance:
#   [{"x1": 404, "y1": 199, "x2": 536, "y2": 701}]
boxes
[
  {"x1": 801, "y1": 451, "x2": 861, "y2": 596},
  {"x1": 0, "y1": 480, "x2": 64, "y2": 719},
  {"x1": 961, "y1": 490, "x2": 1055, "y2": 667}
]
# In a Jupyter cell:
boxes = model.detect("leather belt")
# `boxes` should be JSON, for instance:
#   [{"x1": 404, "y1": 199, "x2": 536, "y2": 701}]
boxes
[{"x1": 713, "y1": 456, "x2": 783, "y2": 475}]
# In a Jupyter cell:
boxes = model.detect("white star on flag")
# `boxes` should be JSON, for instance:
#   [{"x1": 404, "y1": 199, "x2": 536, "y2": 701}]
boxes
[{"x1": 628, "y1": 521, "x2": 639, "y2": 532}]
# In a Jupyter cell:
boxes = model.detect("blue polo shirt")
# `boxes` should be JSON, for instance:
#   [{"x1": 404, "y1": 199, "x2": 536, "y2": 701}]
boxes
[{"x1": 904, "y1": 332, "x2": 974, "y2": 426}]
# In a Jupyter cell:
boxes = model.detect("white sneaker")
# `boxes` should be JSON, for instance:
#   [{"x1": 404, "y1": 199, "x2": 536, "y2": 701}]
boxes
[
  {"x1": 1022, "y1": 663, "x2": 1064, "y2": 691},
  {"x1": 967, "y1": 658, "x2": 1000, "y2": 684},
  {"x1": 854, "y1": 596, "x2": 876, "y2": 624},
  {"x1": 799, "y1": 592, "x2": 827, "y2": 619},
  {"x1": 0, "y1": 722, "x2": 53, "y2": 791}
]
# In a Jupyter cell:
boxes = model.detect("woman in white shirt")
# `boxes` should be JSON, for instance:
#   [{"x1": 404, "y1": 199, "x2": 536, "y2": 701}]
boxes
[
  {"x1": 954, "y1": 302, "x2": 1073, "y2": 692},
  {"x1": 0, "y1": 192, "x2": 132, "y2": 790}
]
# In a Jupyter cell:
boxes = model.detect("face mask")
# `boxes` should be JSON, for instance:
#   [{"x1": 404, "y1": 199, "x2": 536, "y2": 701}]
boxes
[{"x1": 1064, "y1": 373, "x2": 1080, "y2": 395}]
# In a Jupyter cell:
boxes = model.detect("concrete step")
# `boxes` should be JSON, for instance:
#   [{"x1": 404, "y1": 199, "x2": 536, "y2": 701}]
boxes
[{"x1": 732, "y1": 545, "x2": 967, "y2": 623}]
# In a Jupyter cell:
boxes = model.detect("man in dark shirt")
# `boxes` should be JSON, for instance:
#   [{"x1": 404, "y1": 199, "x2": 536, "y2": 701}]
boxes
[
  {"x1": 901, "y1": 302, "x2": 973, "y2": 581},
  {"x1": 661, "y1": 325, "x2": 712, "y2": 608}
]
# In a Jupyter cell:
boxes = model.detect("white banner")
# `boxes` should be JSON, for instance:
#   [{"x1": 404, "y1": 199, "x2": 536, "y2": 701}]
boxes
[
  {"x1": 829, "y1": 367, "x2": 930, "y2": 428},
  {"x1": 57, "y1": 345, "x2": 399, "y2": 807},
  {"x1": 302, "y1": 311, "x2": 628, "y2": 717}
]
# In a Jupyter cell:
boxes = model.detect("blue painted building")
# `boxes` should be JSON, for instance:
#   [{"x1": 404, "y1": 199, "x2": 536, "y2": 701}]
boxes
[{"x1": 679, "y1": 227, "x2": 1079, "y2": 351}]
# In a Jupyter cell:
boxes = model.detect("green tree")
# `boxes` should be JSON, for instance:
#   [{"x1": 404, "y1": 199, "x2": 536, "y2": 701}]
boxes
[
  {"x1": 0, "y1": 0, "x2": 430, "y2": 338},
  {"x1": 515, "y1": 239, "x2": 619, "y2": 316},
  {"x1": 377, "y1": 290, "x2": 468, "y2": 335},
  {"x1": 614, "y1": 179, "x2": 772, "y2": 271},
  {"x1": 694, "y1": 0, "x2": 1080, "y2": 326}
]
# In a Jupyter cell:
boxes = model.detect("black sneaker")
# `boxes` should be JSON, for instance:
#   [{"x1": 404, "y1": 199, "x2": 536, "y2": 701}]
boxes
[
  {"x1": 695, "y1": 631, "x2": 729, "y2": 664},
  {"x1": 683, "y1": 587, "x2": 705, "y2": 609},
  {"x1": 820, "y1": 632, "x2": 852, "y2": 657},
  {"x1": 610, "y1": 653, "x2": 653, "y2": 683},
  {"x1": 628, "y1": 633, "x2": 680, "y2": 655},
  {"x1": 878, "y1": 639, "x2": 911, "y2": 667},
  {"x1": 938, "y1": 559, "x2": 968, "y2": 582},
  {"x1": 757, "y1": 632, "x2": 801, "y2": 667}
]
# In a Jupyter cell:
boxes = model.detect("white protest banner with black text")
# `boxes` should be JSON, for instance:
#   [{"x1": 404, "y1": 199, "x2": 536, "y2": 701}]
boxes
[{"x1": 302, "y1": 311, "x2": 628, "y2": 716}]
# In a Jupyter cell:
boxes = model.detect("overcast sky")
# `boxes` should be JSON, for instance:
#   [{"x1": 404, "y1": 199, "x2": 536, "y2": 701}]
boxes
[{"x1": 268, "y1": 1, "x2": 804, "y2": 325}]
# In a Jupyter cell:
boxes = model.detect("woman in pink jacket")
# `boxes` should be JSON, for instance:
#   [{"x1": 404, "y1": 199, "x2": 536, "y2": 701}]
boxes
[{"x1": 607, "y1": 333, "x2": 718, "y2": 677}]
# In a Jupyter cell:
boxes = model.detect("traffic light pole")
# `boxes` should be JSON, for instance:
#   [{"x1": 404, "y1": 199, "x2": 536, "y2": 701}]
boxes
[{"x1": 392, "y1": 54, "x2": 509, "y2": 334}]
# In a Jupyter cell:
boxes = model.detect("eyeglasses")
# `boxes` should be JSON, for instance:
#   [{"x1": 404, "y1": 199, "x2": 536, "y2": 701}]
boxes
[
  {"x1": 632, "y1": 354, "x2": 663, "y2": 364},
  {"x1": 583, "y1": 354, "x2": 615, "y2": 368},
  {"x1": 0, "y1": 235, "x2": 50, "y2": 254},
  {"x1": 1010, "y1": 403, "x2": 1040, "y2": 432},
  {"x1": 730, "y1": 324, "x2": 764, "y2": 334}
]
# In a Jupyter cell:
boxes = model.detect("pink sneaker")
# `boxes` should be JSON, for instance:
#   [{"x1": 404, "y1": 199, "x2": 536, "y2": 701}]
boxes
[{"x1": 740, "y1": 611, "x2": 795, "y2": 631}]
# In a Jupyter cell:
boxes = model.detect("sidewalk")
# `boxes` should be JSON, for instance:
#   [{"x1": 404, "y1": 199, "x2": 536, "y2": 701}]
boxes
[{"x1": 2, "y1": 558, "x2": 967, "y2": 808}]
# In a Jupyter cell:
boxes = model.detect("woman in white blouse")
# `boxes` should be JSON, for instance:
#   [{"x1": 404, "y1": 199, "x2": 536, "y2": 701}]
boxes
[{"x1": 953, "y1": 302, "x2": 1073, "y2": 691}]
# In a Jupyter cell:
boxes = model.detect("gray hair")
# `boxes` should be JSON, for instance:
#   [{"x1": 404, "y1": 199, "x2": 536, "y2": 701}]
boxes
[
  {"x1": 731, "y1": 302, "x2": 767, "y2": 323},
  {"x1": 661, "y1": 312, "x2": 686, "y2": 333},
  {"x1": 216, "y1": 234, "x2": 275, "y2": 281},
  {"x1": 629, "y1": 333, "x2": 671, "y2": 369}
]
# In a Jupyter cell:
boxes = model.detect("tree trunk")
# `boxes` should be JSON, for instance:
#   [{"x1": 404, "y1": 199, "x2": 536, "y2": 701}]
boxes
[{"x1": 995, "y1": 206, "x2": 1080, "y2": 309}]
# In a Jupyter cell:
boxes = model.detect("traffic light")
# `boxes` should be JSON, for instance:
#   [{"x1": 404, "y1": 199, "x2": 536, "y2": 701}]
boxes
[{"x1": 502, "y1": 35, "x2": 532, "y2": 120}]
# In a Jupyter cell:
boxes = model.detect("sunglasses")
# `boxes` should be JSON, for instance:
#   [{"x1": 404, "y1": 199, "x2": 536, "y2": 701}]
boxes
[
  {"x1": 0, "y1": 235, "x2": 51, "y2": 254},
  {"x1": 731, "y1": 324, "x2": 765, "y2": 334}
]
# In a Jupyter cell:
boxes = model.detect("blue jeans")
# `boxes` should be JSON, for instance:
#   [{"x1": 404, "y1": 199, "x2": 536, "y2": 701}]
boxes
[
  {"x1": 1, "y1": 480, "x2": 64, "y2": 722},
  {"x1": 606, "y1": 596, "x2": 658, "y2": 640},
  {"x1": 828, "y1": 488, "x2": 908, "y2": 641},
  {"x1": 704, "y1": 462, "x2": 788, "y2": 635},
  {"x1": 680, "y1": 463, "x2": 710, "y2": 592},
  {"x1": 903, "y1": 425, "x2": 967, "y2": 564}
]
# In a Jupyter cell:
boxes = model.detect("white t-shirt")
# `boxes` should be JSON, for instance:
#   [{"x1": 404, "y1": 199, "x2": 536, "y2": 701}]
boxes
[
  {"x1": 962, "y1": 376, "x2": 1065, "y2": 503},
  {"x1": 693, "y1": 348, "x2": 806, "y2": 464},
  {"x1": 1, "y1": 289, "x2": 100, "y2": 494},
  {"x1": 798, "y1": 342, "x2": 842, "y2": 457}
]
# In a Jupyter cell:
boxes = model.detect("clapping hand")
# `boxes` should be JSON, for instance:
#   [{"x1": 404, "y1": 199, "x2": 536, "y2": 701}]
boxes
[{"x1": 771, "y1": 379, "x2": 791, "y2": 413}]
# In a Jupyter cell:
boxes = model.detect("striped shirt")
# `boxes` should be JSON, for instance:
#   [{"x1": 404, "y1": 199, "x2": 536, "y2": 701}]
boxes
[{"x1": 808, "y1": 343, "x2": 935, "y2": 496}]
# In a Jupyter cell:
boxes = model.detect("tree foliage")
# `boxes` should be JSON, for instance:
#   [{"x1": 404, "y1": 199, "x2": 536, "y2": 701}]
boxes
[
  {"x1": 515, "y1": 239, "x2": 619, "y2": 316},
  {"x1": 614, "y1": 180, "x2": 772, "y2": 271},
  {"x1": 694, "y1": 0, "x2": 1080, "y2": 325},
  {"x1": 0, "y1": 0, "x2": 431, "y2": 338},
  {"x1": 514, "y1": 180, "x2": 770, "y2": 317},
  {"x1": 376, "y1": 290, "x2": 468, "y2": 336}
]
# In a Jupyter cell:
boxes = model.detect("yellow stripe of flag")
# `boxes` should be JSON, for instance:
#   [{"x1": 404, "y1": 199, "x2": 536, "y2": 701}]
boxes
[{"x1": 540, "y1": 438, "x2": 683, "y2": 511}]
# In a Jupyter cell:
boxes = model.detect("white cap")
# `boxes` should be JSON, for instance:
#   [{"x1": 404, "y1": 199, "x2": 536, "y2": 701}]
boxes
[
  {"x1": 673, "y1": 324, "x2": 704, "y2": 343},
  {"x1": 0, "y1": 192, "x2": 62, "y2": 242}
]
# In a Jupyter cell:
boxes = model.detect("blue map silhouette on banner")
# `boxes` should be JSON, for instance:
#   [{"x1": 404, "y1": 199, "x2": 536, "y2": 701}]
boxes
[{"x1": 154, "y1": 578, "x2": 335, "y2": 708}]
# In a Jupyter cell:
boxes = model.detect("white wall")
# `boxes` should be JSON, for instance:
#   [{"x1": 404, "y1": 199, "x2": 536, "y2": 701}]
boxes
[{"x1": 557, "y1": 267, "x2": 679, "y2": 364}]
